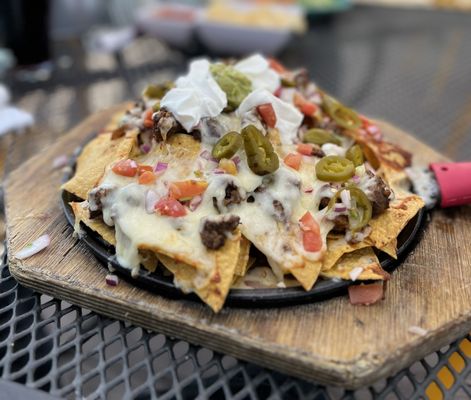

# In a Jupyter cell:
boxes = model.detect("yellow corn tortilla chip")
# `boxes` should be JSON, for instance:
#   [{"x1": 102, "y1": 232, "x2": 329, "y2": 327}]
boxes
[
  {"x1": 322, "y1": 235, "x2": 371, "y2": 272},
  {"x1": 157, "y1": 231, "x2": 242, "y2": 312},
  {"x1": 104, "y1": 110, "x2": 127, "y2": 131},
  {"x1": 321, "y1": 247, "x2": 390, "y2": 281},
  {"x1": 378, "y1": 238, "x2": 397, "y2": 259},
  {"x1": 290, "y1": 260, "x2": 323, "y2": 291},
  {"x1": 234, "y1": 236, "x2": 251, "y2": 277},
  {"x1": 367, "y1": 194, "x2": 424, "y2": 250},
  {"x1": 62, "y1": 129, "x2": 138, "y2": 199},
  {"x1": 70, "y1": 201, "x2": 116, "y2": 245}
]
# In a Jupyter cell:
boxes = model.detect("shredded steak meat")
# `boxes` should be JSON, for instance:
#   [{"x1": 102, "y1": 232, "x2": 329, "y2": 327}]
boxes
[
  {"x1": 224, "y1": 183, "x2": 243, "y2": 207},
  {"x1": 152, "y1": 110, "x2": 183, "y2": 141},
  {"x1": 200, "y1": 215, "x2": 240, "y2": 250},
  {"x1": 365, "y1": 170, "x2": 392, "y2": 216}
]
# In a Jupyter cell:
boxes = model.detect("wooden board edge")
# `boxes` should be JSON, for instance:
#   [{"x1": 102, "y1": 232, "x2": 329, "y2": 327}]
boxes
[{"x1": 8, "y1": 257, "x2": 471, "y2": 388}]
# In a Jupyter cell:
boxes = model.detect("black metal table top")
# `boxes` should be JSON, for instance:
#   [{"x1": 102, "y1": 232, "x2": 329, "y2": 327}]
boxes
[{"x1": 2, "y1": 5, "x2": 471, "y2": 399}]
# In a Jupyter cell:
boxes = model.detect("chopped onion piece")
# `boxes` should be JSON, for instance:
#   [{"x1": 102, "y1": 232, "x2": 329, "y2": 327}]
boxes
[
  {"x1": 15, "y1": 234, "x2": 51, "y2": 260},
  {"x1": 352, "y1": 175, "x2": 360, "y2": 184},
  {"x1": 340, "y1": 189, "x2": 351, "y2": 209},
  {"x1": 213, "y1": 169, "x2": 225, "y2": 174},
  {"x1": 154, "y1": 162, "x2": 168, "y2": 173},
  {"x1": 52, "y1": 155, "x2": 68, "y2": 169},
  {"x1": 334, "y1": 204, "x2": 347, "y2": 212},
  {"x1": 105, "y1": 274, "x2": 119, "y2": 286},
  {"x1": 145, "y1": 190, "x2": 159, "y2": 214},
  {"x1": 140, "y1": 144, "x2": 151, "y2": 154},
  {"x1": 200, "y1": 150, "x2": 218, "y2": 163},
  {"x1": 304, "y1": 187, "x2": 313, "y2": 193},
  {"x1": 232, "y1": 155, "x2": 241, "y2": 165},
  {"x1": 349, "y1": 267, "x2": 363, "y2": 281},
  {"x1": 189, "y1": 195, "x2": 202, "y2": 211}
]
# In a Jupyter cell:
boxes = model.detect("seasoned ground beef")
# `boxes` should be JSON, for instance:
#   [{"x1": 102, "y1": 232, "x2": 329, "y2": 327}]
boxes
[
  {"x1": 224, "y1": 183, "x2": 243, "y2": 207},
  {"x1": 200, "y1": 215, "x2": 240, "y2": 250},
  {"x1": 152, "y1": 110, "x2": 182, "y2": 141},
  {"x1": 365, "y1": 170, "x2": 392, "y2": 216}
]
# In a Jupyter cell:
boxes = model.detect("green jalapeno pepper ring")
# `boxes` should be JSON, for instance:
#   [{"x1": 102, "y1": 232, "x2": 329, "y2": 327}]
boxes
[
  {"x1": 327, "y1": 186, "x2": 372, "y2": 231},
  {"x1": 212, "y1": 131, "x2": 243, "y2": 160},
  {"x1": 346, "y1": 144, "x2": 365, "y2": 167},
  {"x1": 303, "y1": 128, "x2": 341, "y2": 146},
  {"x1": 241, "y1": 125, "x2": 279, "y2": 175},
  {"x1": 315, "y1": 155, "x2": 355, "y2": 182},
  {"x1": 322, "y1": 95, "x2": 362, "y2": 130}
]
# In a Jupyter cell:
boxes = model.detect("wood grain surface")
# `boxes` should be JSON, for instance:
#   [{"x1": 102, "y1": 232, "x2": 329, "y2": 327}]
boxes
[{"x1": 5, "y1": 106, "x2": 471, "y2": 388}]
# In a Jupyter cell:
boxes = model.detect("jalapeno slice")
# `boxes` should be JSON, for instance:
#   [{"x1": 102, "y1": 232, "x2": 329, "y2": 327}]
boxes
[
  {"x1": 327, "y1": 187, "x2": 372, "y2": 231},
  {"x1": 303, "y1": 128, "x2": 341, "y2": 146},
  {"x1": 212, "y1": 131, "x2": 243, "y2": 160},
  {"x1": 345, "y1": 144, "x2": 364, "y2": 167},
  {"x1": 241, "y1": 125, "x2": 279, "y2": 175},
  {"x1": 347, "y1": 187, "x2": 372, "y2": 231},
  {"x1": 322, "y1": 95, "x2": 361, "y2": 130},
  {"x1": 143, "y1": 82, "x2": 174, "y2": 99},
  {"x1": 315, "y1": 156, "x2": 355, "y2": 182}
]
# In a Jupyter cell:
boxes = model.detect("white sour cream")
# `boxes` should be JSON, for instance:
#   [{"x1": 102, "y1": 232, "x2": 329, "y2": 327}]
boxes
[
  {"x1": 234, "y1": 54, "x2": 280, "y2": 93},
  {"x1": 237, "y1": 89, "x2": 303, "y2": 145},
  {"x1": 161, "y1": 59, "x2": 227, "y2": 132}
]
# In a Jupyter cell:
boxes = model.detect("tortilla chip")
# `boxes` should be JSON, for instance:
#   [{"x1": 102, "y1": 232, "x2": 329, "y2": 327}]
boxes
[
  {"x1": 139, "y1": 250, "x2": 159, "y2": 273},
  {"x1": 157, "y1": 231, "x2": 242, "y2": 312},
  {"x1": 62, "y1": 129, "x2": 138, "y2": 199},
  {"x1": 322, "y1": 235, "x2": 371, "y2": 271},
  {"x1": 234, "y1": 236, "x2": 251, "y2": 277},
  {"x1": 321, "y1": 247, "x2": 390, "y2": 281},
  {"x1": 379, "y1": 238, "x2": 397, "y2": 259},
  {"x1": 367, "y1": 194, "x2": 424, "y2": 250},
  {"x1": 104, "y1": 110, "x2": 126, "y2": 131},
  {"x1": 290, "y1": 260, "x2": 323, "y2": 291},
  {"x1": 70, "y1": 201, "x2": 116, "y2": 245}
]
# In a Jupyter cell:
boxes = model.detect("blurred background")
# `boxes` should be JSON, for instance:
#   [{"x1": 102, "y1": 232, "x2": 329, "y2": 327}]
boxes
[{"x1": 0, "y1": 0, "x2": 470, "y2": 163}]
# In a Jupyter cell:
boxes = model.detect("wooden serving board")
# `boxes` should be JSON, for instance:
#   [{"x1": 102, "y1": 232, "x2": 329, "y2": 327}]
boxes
[{"x1": 5, "y1": 106, "x2": 471, "y2": 388}]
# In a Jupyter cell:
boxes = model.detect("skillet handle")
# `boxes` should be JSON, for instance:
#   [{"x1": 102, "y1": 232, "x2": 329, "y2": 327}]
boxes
[{"x1": 430, "y1": 162, "x2": 471, "y2": 207}]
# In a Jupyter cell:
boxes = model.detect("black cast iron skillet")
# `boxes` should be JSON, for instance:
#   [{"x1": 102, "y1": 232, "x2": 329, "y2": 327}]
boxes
[{"x1": 61, "y1": 143, "x2": 426, "y2": 308}]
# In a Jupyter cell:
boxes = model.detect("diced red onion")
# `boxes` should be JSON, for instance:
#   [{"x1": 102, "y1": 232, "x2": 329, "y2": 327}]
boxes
[
  {"x1": 340, "y1": 189, "x2": 351, "y2": 209},
  {"x1": 213, "y1": 169, "x2": 225, "y2": 174},
  {"x1": 334, "y1": 204, "x2": 347, "y2": 212},
  {"x1": 352, "y1": 175, "x2": 360, "y2": 184},
  {"x1": 105, "y1": 274, "x2": 119, "y2": 286},
  {"x1": 232, "y1": 155, "x2": 241, "y2": 165},
  {"x1": 304, "y1": 187, "x2": 313, "y2": 193},
  {"x1": 154, "y1": 162, "x2": 168, "y2": 173},
  {"x1": 145, "y1": 190, "x2": 159, "y2": 214},
  {"x1": 15, "y1": 234, "x2": 51, "y2": 260},
  {"x1": 349, "y1": 267, "x2": 363, "y2": 281},
  {"x1": 52, "y1": 155, "x2": 68, "y2": 169},
  {"x1": 189, "y1": 195, "x2": 202, "y2": 211},
  {"x1": 200, "y1": 150, "x2": 218, "y2": 163},
  {"x1": 130, "y1": 160, "x2": 138, "y2": 169},
  {"x1": 140, "y1": 144, "x2": 151, "y2": 154}
]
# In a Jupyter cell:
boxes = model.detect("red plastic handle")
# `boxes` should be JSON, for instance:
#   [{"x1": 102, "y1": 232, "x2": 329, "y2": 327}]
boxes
[{"x1": 430, "y1": 162, "x2": 471, "y2": 207}]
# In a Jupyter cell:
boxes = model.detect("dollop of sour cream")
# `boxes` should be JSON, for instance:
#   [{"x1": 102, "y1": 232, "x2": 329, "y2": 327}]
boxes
[
  {"x1": 161, "y1": 59, "x2": 227, "y2": 132},
  {"x1": 237, "y1": 89, "x2": 303, "y2": 144},
  {"x1": 234, "y1": 54, "x2": 280, "y2": 93}
]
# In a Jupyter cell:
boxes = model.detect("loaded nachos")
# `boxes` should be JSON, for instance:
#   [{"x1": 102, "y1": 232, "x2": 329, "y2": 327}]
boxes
[{"x1": 63, "y1": 54, "x2": 424, "y2": 312}]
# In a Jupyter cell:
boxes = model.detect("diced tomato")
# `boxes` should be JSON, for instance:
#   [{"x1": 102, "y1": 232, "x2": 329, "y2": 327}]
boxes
[
  {"x1": 296, "y1": 143, "x2": 313, "y2": 156},
  {"x1": 348, "y1": 283, "x2": 384, "y2": 305},
  {"x1": 168, "y1": 180, "x2": 208, "y2": 200},
  {"x1": 360, "y1": 115, "x2": 372, "y2": 129},
  {"x1": 143, "y1": 119, "x2": 153, "y2": 129},
  {"x1": 138, "y1": 171, "x2": 156, "y2": 185},
  {"x1": 138, "y1": 165, "x2": 153, "y2": 175},
  {"x1": 302, "y1": 230, "x2": 323, "y2": 252},
  {"x1": 154, "y1": 197, "x2": 187, "y2": 217},
  {"x1": 144, "y1": 108, "x2": 153, "y2": 120},
  {"x1": 274, "y1": 87, "x2": 282, "y2": 98},
  {"x1": 268, "y1": 58, "x2": 287, "y2": 74},
  {"x1": 219, "y1": 158, "x2": 237, "y2": 175},
  {"x1": 300, "y1": 102, "x2": 317, "y2": 116},
  {"x1": 284, "y1": 153, "x2": 302, "y2": 170},
  {"x1": 112, "y1": 159, "x2": 138, "y2": 177},
  {"x1": 299, "y1": 211, "x2": 322, "y2": 252},
  {"x1": 293, "y1": 92, "x2": 305, "y2": 108},
  {"x1": 257, "y1": 103, "x2": 277, "y2": 128}
]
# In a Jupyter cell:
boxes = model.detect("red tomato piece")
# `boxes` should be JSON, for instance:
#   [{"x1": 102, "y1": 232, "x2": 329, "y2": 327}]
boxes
[
  {"x1": 299, "y1": 211, "x2": 319, "y2": 232},
  {"x1": 138, "y1": 165, "x2": 153, "y2": 175},
  {"x1": 296, "y1": 143, "x2": 313, "y2": 156},
  {"x1": 302, "y1": 230, "x2": 323, "y2": 252},
  {"x1": 168, "y1": 180, "x2": 208, "y2": 200},
  {"x1": 300, "y1": 102, "x2": 317, "y2": 116},
  {"x1": 257, "y1": 103, "x2": 277, "y2": 128},
  {"x1": 112, "y1": 159, "x2": 138, "y2": 177},
  {"x1": 268, "y1": 58, "x2": 287, "y2": 74},
  {"x1": 293, "y1": 92, "x2": 306, "y2": 108},
  {"x1": 348, "y1": 283, "x2": 384, "y2": 305},
  {"x1": 284, "y1": 153, "x2": 302, "y2": 170},
  {"x1": 138, "y1": 171, "x2": 156, "y2": 185},
  {"x1": 154, "y1": 197, "x2": 187, "y2": 217}
]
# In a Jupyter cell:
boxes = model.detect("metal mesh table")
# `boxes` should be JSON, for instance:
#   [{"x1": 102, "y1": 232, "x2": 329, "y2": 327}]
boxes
[{"x1": 1, "y1": 6, "x2": 471, "y2": 399}]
